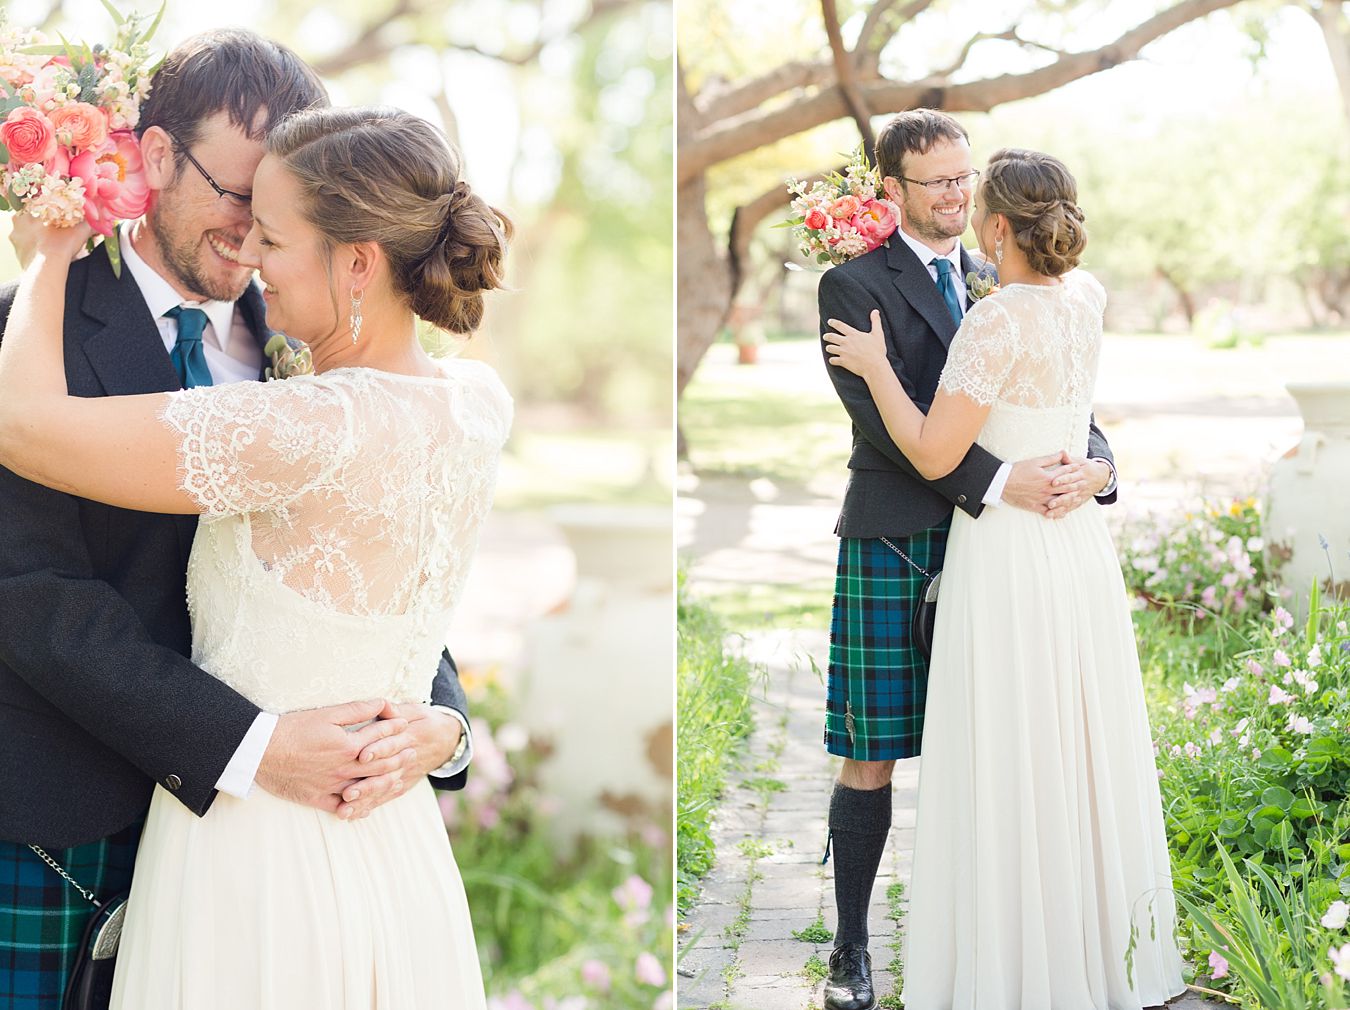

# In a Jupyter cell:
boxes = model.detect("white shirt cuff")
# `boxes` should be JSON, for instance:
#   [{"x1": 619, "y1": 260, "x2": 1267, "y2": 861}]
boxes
[
  {"x1": 429, "y1": 706, "x2": 472, "y2": 778},
  {"x1": 215, "y1": 710, "x2": 278, "y2": 799},
  {"x1": 1092, "y1": 457, "x2": 1118, "y2": 497},
  {"x1": 983, "y1": 462, "x2": 1013, "y2": 508}
]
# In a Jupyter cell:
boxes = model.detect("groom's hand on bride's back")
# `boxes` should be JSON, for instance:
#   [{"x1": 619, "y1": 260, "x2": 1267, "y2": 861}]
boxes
[
  {"x1": 335, "y1": 702, "x2": 465, "y2": 821},
  {"x1": 1002, "y1": 452, "x2": 1083, "y2": 515},
  {"x1": 255, "y1": 698, "x2": 418, "y2": 817}
]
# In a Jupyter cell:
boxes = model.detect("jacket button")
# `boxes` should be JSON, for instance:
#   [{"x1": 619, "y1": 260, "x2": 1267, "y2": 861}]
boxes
[
  {"x1": 165, "y1": 774, "x2": 182, "y2": 791},
  {"x1": 956, "y1": 494, "x2": 967, "y2": 504}
]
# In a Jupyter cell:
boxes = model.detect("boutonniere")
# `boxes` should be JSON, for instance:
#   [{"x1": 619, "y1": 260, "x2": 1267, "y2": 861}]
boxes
[
  {"x1": 263, "y1": 334, "x2": 314, "y2": 380},
  {"x1": 965, "y1": 269, "x2": 1000, "y2": 302}
]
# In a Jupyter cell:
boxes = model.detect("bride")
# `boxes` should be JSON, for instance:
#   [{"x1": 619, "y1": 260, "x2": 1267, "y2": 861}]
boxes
[
  {"x1": 0, "y1": 106, "x2": 511, "y2": 1008},
  {"x1": 824, "y1": 148, "x2": 1185, "y2": 1009}
]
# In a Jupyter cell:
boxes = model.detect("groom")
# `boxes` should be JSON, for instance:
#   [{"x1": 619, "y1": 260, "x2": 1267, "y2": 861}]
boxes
[
  {"x1": 0, "y1": 31, "x2": 474, "y2": 1007},
  {"x1": 816, "y1": 109, "x2": 1118, "y2": 1010}
]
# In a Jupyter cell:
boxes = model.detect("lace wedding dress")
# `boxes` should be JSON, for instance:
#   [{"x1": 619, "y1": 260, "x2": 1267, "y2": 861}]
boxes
[
  {"x1": 108, "y1": 361, "x2": 511, "y2": 1010},
  {"x1": 899, "y1": 271, "x2": 1186, "y2": 1009}
]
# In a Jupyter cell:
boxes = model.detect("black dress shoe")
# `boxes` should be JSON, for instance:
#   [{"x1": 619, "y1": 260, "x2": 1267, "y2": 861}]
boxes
[{"x1": 823, "y1": 943, "x2": 875, "y2": 1010}]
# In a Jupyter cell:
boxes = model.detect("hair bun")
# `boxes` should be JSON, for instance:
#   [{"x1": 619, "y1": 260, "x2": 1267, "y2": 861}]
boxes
[{"x1": 980, "y1": 148, "x2": 1087, "y2": 278}]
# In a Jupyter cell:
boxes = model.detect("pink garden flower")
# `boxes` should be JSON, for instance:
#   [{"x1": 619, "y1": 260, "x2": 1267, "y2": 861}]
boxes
[
  {"x1": 1268, "y1": 685, "x2": 1293, "y2": 706},
  {"x1": 1331, "y1": 943, "x2": 1350, "y2": 981},
  {"x1": 49, "y1": 102, "x2": 108, "y2": 153},
  {"x1": 1286, "y1": 713, "x2": 1313, "y2": 735},
  {"x1": 804, "y1": 207, "x2": 829, "y2": 230},
  {"x1": 1208, "y1": 951, "x2": 1229, "y2": 979},
  {"x1": 1273, "y1": 649, "x2": 1291, "y2": 668},
  {"x1": 581, "y1": 960, "x2": 611, "y2": 993},
  {"x1": 827, "y1": 195, "x2": 861, "y2": 220},
  {"x1": 635, "y1": 952, "x2": 666, "y2": 988},
  {"x1": 613, "y1": 874, "x2": 654, "y2": 926}
]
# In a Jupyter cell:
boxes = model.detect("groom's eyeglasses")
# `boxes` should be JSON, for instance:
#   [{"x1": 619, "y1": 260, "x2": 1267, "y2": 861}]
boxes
[
  {"x1": 168, "y1": 133, "x2": 252, "y2": 209},
  {"x1": 901, "y1": 171, "x2": 981, "y2": 194}
]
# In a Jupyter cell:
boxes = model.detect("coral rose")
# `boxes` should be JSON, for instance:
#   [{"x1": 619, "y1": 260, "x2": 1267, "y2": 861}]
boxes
[
  {"x1": 850, "y1": 199, "x2": 899, "y2": 251},
  {"x1": 804, "y1": 207, "x2": 829, "y2": 230},
  {"x1": 49, "y1": 102, "x2": 109, "y2": 153},
  {"x1": 828, "y1": 195, "x2": 861, "y2": 220},
  {"x1": 68, "y1": 131, "x2": 150, "y2": 236},
  {"x1": 1, "y1": 107, "x2": 57, "y2": 166}
]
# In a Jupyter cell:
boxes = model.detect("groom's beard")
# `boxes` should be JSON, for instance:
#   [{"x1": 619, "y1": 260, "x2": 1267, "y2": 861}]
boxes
[
  {"x1": 146, "y1": 196, "x2": 253, "y2": 304},
  {"x1": 902, "y1": 192, "x2": 970, "y2": 246}
]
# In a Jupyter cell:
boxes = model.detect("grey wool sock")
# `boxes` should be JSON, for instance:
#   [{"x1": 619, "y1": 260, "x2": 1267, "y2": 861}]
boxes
[{"x1": 827, "y1": 781, "x2": 892, "y2": 948}]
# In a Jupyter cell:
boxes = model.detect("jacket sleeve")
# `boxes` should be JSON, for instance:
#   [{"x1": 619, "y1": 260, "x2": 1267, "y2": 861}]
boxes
[
  {"x1": 0, "y1": 283, "x2": 260, "y2": 817},
  {"x1": 819, "y1": 267, "x2": 1003, "y2": 519},
  {"x1": 1087, "y1": 415, "x2": 1118, "y2": 506},
  {"x1": 427, "y1": 649, "x2": 469, "y2": 791}
]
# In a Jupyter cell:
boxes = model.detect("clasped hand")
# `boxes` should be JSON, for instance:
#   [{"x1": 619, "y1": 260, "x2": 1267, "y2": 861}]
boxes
[{"x1": 255, "y1": 699, "x2": 463, "y2": 821}]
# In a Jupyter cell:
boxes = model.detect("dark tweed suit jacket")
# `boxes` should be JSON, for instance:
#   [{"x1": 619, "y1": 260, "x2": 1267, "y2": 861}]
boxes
[
  {"x1": 818, "y1": 236, "x2": 1116, "y2": 540},
  {"x1": 0, "y1": 244, "x2": 468, "y2": 849}
]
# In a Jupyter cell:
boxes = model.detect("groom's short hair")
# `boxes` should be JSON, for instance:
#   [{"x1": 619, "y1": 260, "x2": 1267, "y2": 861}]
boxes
[
  {"x1": 876, "y1": 109, "x2": 969, "y2": 182},
  {"x1": 137, "y1": 29, "x2": 328, "y2": 150}
]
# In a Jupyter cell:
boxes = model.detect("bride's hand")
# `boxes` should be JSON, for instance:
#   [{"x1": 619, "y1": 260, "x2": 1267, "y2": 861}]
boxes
[
  {"x1": 14, "y1": 214, "x2": 94, "y2": 268},
  {"x1": 825, "y1": 309, "x2": 889, "y2": 380}
]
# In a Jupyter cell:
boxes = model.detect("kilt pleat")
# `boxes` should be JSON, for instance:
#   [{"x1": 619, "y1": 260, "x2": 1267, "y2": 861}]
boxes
[
  {"x1": 0, "y1": 823, "x2": 139, "y2": 1010},
  {"x1": 824, "y1": 522, "x2": 951, "y2": 761}
]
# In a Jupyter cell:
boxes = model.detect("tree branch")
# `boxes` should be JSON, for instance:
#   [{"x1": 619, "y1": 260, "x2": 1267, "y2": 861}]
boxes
[
  {"x1": 695, "y1": 61, "x2": 836, "y2": 122},
  {"x1": 677, "y1": 0, "x2": 1246, "y2": 184},
  {"x1": 859, "y1": 0, "x2": 936, "y2": 54},
  {"x1": 728, "y1": 167, "x2": 838, "y2": 288},
  {"x1": 822, "y1": 0, "x2": 876, "y2": 158}
]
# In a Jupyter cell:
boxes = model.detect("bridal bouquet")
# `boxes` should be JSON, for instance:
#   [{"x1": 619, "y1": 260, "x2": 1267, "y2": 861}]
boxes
[
  {"x1": 784, "y1": 146, "x2": 899, "y2": 266},
  {"x1": 0, "y1": 2, "x2": 162, "y2": 274}
]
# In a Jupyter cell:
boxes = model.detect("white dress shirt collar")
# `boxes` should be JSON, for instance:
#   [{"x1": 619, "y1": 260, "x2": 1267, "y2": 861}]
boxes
[
  {"x1": 119, "y1": 222, "x2": 238, "y2": 353},
  {"x1": 896, "y1": 227, "x2": 964, "y2": 277}
]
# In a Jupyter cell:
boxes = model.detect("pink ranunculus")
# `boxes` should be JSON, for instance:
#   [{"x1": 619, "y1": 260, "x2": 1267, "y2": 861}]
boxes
[
  {"x1": 804, "y1": 207, "x2": 829, "y2": 231},
  {"x1": 0, "y1": 107, "x2": 57, "y2": 166},
  {"x1": 850, "y1": 199, "x2": 899, "y2": 250},
  {"x1": 49, "y1": 102, "x2": 109, "y2": 153},
  {"x1": 69, "y1": 131, "x2": 150, "y2": 236},
  {"x1": 828, "y1": 195, "x2": 861, "y2": 220}
]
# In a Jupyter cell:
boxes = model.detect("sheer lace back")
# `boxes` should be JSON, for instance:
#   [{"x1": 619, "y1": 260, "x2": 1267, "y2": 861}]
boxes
[
  {"x1": 937, "y1": 269, "x2": 1106, "y2": 459},
  {"x1": 160, "y1": 361, "x2": 511, "y2": 711}
]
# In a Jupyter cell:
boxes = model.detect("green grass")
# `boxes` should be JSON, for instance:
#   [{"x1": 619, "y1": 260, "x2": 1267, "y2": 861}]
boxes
[
  {"x1": 677, "y1": 574, "x2": 762, "y2": 914},
  {"x1": 803, "y1": 951, "x2": 830, "y2": 984},
  {"x1": 792, "y1": 914, "x2": 834, "y2": 944}
]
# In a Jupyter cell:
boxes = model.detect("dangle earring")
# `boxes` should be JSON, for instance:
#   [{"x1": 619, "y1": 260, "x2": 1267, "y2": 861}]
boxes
[
  {"x1": 994, "y1": 234, "x2": 1004, "y2": 266},
  {"x1": 349, "y1": 287, "x2": 363, "y2": 345}
]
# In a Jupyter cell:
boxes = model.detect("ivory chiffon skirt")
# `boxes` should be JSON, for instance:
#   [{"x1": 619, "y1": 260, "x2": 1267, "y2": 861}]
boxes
[
  {"x1": 110, "y1": 778, "x2": 484, "y2": 1010},
  {"x1": 900, "y1": 503, "x2": 1186, "y2": 1010}
]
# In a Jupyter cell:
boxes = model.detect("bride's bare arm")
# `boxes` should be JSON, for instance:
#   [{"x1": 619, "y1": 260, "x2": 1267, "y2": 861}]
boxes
[
  {"x1": 0, "y1": 228, "x2": 199, "y2": 514},
  {"x1": 825, "y1": 309, "x2": 991, "y2": 480}
]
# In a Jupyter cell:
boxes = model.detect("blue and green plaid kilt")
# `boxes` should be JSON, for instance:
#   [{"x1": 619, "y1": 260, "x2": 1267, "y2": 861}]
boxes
[
  {"x1": 824, "y1": 521, "x2": 951, "y2": 762},
  {"x1": 0, "y1": 823, "x2": 140, "y2": 1010}
]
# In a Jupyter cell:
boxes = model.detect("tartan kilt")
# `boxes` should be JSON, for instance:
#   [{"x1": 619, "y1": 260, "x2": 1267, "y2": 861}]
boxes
[
  {"x1": 0, "y1": 823, "x2": 140, "y2": 1010},
  {"x1": 824, "y1": 521, "x2": 951, "y2": 762}
]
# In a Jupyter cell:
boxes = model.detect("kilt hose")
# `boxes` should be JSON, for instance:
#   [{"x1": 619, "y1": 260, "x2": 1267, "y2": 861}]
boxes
[
  {"x1": 0, "y1": 822, "x2": 140, "y2": 1010},
  {"x1": 824, "y1": 518, "x2": 951, "y2": 762}
]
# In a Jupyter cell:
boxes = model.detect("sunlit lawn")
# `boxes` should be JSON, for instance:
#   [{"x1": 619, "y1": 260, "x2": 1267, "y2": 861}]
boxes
[{"x1": 497, "y1": 421, "x2": 673, "y2": 511}]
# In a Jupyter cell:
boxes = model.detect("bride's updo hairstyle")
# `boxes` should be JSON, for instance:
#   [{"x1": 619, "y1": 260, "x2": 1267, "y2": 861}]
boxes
[
  {"x1": 266, "y1": 106, "x2": 512, "y2": 334},
  {"x1": 979, "y1": 148, "x2": 1086, "y2": 278}
]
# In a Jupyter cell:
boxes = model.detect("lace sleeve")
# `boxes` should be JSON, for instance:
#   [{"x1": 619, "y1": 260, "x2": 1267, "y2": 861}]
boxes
[
  {"x1": 937, "y1": 296, "x2": 1019, "y2": 406},
  {"x1": 159, "y1": 376, "x2": 356, "y2": 517}
]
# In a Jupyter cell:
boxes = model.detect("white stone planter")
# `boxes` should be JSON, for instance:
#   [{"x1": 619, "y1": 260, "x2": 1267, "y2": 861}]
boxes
[
  {"x1": 1264, "y1": 381, "x2": 1350, "y2": 617},
  {"x1": 518, "y1": 505, "x2": 673, "y2": 843}
]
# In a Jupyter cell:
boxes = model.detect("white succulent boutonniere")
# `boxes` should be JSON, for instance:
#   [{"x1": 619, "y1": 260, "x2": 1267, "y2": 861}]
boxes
[
  {"x1": 264, "y1": 334, "x2": 314, "y2": 380},
  {"x1": 966, "y1": 268, "x2": 1001, "y2": 302}
]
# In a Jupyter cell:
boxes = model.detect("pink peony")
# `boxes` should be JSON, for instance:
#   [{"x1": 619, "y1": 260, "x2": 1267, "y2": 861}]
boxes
[
  {"x1": 49, "y1": 102, "x2": 108, "y2": 153},
  {"x1": 850, "y1": 199, "x2": 899, "y2": 250},
  {"x1": 804, "y1": 207, "x2": 829, "y2": 231},
  {"x1": 68, "y1": 131, "x2": 150, "y2": 236},
  {"x1": 828, "y1": 195, "x2": 861, "y2": 220},
  {"x1": 1, "y1": 107, "x2": 57, "y2": 166}
]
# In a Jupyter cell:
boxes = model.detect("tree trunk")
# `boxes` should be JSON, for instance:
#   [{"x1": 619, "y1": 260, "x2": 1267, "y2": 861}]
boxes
[
  {"x1": 1157, "y1": 267, "x2": 1197, "y2": 327},
  {"x1": 1309, "y1": 1, "x2": 1350, "y2": 142}
]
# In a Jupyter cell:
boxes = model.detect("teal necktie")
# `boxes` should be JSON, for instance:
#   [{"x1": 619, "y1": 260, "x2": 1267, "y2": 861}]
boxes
[
  {"x1": 163, "y1": 306, "x2": 213, "y2": 389},
  {"x1": 933, "y1": 257, "x2": 963, "y2": 327}
]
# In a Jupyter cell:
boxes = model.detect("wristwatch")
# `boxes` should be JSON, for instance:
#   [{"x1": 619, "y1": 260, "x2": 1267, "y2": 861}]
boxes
[{"x1": 1092, "y1": 457, "x2": 1118, "y2": 497}]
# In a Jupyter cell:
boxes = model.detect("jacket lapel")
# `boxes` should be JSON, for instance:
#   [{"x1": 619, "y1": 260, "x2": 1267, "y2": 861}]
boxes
[
  {"x1": 77, "y1": 246, "x2": 182, "y2": 397},
  {"x1": 886, "y1": 237, "x2": 960, "y2": 349}
]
